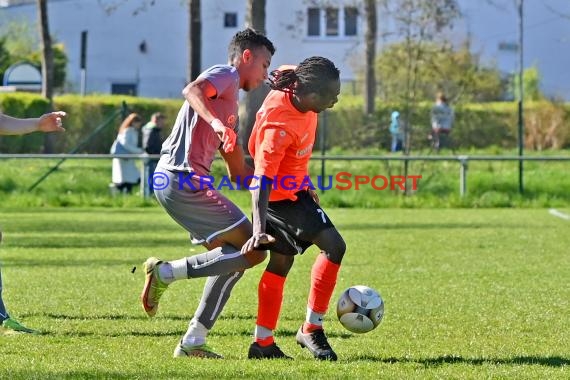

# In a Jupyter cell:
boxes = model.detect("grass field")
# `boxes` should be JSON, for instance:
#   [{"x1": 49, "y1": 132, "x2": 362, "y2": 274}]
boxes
[{"x1": 0, "y1": 207, "x2": 568, "y2": 379}]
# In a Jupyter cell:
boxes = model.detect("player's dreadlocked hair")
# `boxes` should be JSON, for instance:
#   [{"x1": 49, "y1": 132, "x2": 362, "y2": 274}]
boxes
[
  {"x1": 269, "y1": 56, "x2": 340, "y2": 96},
  {"x1": 228, "y1": 28, "x2": 275, "y2": 62}
]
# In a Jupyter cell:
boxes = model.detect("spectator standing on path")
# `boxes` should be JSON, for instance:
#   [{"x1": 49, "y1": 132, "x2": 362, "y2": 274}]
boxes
[
  {"x1": 389, "y1": 111, "x2": 403, "y2": 152},
  {"x1": 430, "y1": 92, "x2": 454, "y2": 152},
  {"x1": 111, "y1": 113, "x2": 144, "y2": 194}
]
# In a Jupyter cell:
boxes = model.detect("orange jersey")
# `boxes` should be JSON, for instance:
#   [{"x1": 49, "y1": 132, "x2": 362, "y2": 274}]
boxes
[{"x1": 248, "y1": 89, "x2": 317, "y2": 201}]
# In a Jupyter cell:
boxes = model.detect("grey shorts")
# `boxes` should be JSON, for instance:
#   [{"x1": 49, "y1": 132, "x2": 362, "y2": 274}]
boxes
[{"x1": 153, "y1": 166, "x2": 248, "y2": 244}]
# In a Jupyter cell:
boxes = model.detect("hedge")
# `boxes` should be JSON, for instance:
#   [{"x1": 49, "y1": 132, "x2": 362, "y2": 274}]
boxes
[
  {"x1": 1, "y1": 93, "x2": 568, "y2": 153},
  {"x1": 0, "y1": 93, "x2": 181, "y2": 153},
  {"x1": 323, "y1": 96, "x2": 570, "y2": 151}
]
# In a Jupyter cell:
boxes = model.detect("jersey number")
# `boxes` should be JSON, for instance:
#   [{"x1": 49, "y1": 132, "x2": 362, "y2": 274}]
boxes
[{"x1": 316, "y1": 209, "x2": 326, "y2": 223}]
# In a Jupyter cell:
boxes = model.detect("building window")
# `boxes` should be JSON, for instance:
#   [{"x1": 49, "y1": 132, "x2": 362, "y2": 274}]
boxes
[
  {"x1": 308, "y1": 8, "x2": 320, "y2": 36},
  {"x1": 111, "y1": 83, "x2": 137, "y2": 96},
  {"x1": 325, "y1": 8, "x2": 339, "y2": 36},
  {"x1": 345, "y1": 7, "x2": 358, "y2": 36},
  {"x1": 224, "y1": 12, "x2": 237, "y2": 28},
  {"x1": 307, "y1": 7, "x2": 358, "y2": 38}
]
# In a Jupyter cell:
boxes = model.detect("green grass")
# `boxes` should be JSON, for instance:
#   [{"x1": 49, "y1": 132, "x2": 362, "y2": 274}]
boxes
[{"x1": 0, "y1": 208, "x2": 568, "y2": 379}]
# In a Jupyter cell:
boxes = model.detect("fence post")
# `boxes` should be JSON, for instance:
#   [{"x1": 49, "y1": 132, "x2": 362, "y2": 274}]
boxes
[
  {"x1": 140, "y1": 157, "x2": 150, "y2": 199},
  {"x1": 458, "y1": 155, "x2": 468, "y2": 197}
]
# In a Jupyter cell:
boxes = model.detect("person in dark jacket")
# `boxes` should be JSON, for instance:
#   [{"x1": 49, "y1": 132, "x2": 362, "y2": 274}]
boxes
[{"x1": 142, "y1": 112, "x2": 165, "y2": 192}]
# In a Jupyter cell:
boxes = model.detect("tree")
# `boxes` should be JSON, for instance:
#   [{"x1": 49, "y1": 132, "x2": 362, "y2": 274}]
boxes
[
  {"x1": 378, "y1": 0, "x2": 460, "y2": 154},
  {"x1": 375, "y1": 41, "x2": 505, "y2": 102},
  {"x1": 37, "y1": 0, "x2": 55, "y2": 153},
  {"x1": 188, "y1": 0, "x2": 201, "y2": 81},
  {"x1": 0, "y1": 17, "x2": 67, "y2": 90},
  {"x1": 37, "y1": 0, "x2": 54, "y2": 102},
  {"x1": 513, "y1": 65, "x2": 542, "y2": 101},
  {"x1": 29, "y1": 43, "x2": 67, "y2": 90},
  {"x1": 240, "y1": 0, "x2": 269, "y2": 154},
  {"x1": 363, "y1": 0, "x2": 377, "y2": 115},
  {"x1": 0, "y1": 38, "x2": 10, "y2": 84}
]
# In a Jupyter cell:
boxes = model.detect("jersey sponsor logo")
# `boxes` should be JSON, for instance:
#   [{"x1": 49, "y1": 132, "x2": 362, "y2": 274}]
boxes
[
  {"x1": 296, "y1": 143, "x2": 313, "y2": 157},
  {"x1": 227, "y1": 114, "x2": 237, "y2": 128}
]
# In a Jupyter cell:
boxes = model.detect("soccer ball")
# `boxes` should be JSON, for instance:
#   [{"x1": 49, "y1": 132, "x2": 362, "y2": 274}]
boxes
[{"x1": 336, "y1": 285, "x2": 384, "y2": 333}]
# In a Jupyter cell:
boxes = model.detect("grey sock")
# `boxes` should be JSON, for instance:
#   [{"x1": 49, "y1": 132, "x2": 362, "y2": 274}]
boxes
[
  {"x1": 185, "y1": 245, "x2": 251, "y2": 278},
  {"x1": 194, "y1": 272, "x2": 244, "y2": 329}
]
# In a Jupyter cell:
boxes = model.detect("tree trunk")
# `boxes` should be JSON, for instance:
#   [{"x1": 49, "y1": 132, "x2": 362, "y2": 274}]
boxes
[
  {"x1": 37, "y1": 0, "x2": 55, "y2": 153},
  {"x1": 188, "y1": 0, "x2": 201, "y2": 82},
  {"x1": 240, "y1": 0, "x2": 268, "y2": 156},
  {"x1": 364, "y1": 0, "x2": 377, "y2": 115}
]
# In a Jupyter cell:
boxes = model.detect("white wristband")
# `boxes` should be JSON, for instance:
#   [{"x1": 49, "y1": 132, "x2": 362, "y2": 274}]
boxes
[{"x1": 210, "y1": 118, "x2": 224, "y2": 129}]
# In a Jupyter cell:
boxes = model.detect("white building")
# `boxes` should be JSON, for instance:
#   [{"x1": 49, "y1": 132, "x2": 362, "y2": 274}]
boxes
[{"x1": 1, "y1": 0, "x2": 569, "y2": 99}]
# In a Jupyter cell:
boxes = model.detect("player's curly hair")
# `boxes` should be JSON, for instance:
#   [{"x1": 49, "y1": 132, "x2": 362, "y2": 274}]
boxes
[
  {"x1": 228, "y1": 28, "x2": 275, "y2": 61},
  {"x1": 269, "y1": 56, "x2": 340, "y2": 96}
]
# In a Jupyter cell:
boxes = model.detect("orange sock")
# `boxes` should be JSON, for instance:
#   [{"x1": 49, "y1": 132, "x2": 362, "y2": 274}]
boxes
[
  {"x1": 302, "y1": 322, "x2": 322, "y2": 333},
  {"x1": 255, "y1": 336, "x2": 275, "y2": 347},
  {"x1": 307, "y1": 253, "x2": 340, "y2": 315},
  {"x1": 256, "y1": 270, "x2": 286, "y2": 331}
]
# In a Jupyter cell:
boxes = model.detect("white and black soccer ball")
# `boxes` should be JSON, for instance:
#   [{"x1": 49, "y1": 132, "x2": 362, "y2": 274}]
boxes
[{"x1": 336, "y1": 285, "x2": 384, "y2": 334}]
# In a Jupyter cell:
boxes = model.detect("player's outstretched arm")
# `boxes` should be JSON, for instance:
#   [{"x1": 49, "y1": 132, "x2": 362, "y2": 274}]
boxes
[{"x1": 0, "y1": 111, "x2": 66, "y2": 135}]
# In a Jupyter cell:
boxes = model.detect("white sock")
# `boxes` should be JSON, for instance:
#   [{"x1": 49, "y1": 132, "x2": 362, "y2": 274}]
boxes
[
  {"x1": 170, "y1": 258, "x2": 189, "y2": 281},
  {"x1": 306, "y1": 307, "x2": 324, "y2": 327},
  {"x1": 254, "y1": 325, "x2": 273, "y2": 340},
  {"x1": 157, "y1": 262, "x2": 175, "y2": 284},
  {"x1": 182, "y1": 318, "x2": 208, "y2": 347}
]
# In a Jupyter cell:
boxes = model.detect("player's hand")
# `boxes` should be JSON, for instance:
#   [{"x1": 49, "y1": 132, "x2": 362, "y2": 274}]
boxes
[
  {"x1": 38, "y1": 111, "x2": 66, "y2": 133},
  {"x1": 211, "y1": 118, "x2": 236, "y2": 153},
  {"x1": 241, "y1": 233, "x2": 275, "y2": 254},
  {"x1": 309, "y1": 189, "x2": 320, "y2": 204}
]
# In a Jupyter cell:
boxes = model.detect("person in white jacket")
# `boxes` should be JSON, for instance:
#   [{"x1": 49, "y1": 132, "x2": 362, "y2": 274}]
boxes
[{"x1": 112, "y1": 113, "x2": 143, "y2": 193}]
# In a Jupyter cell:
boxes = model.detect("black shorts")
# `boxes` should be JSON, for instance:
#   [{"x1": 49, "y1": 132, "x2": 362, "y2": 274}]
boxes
[{"x1": 260, "y1": 190, "x2": 335, "y2": 256}]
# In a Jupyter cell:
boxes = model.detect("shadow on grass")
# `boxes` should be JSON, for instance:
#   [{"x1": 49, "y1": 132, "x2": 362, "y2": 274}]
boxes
[
  {"x1": 375, "y1": 355, "x2": 569, "y2": 367},
  {"x1": 337, "y1": 222, "x2": 536, "y2": 231},
  {"x1": 27, "y1": 312, "x2": 263, "y2": 321},
  {"x1": 3, "y1": 371, "x2": 139, "y2": 380},
  {"x1": 30, "y1": 312, "x2": 185, "y2": 321},
  {"x1": 1, "y1": 256, "x2": 202, "y2": 267},
  {"x1": 1, "y1": 237, "x2": 188, "y2": 249}
]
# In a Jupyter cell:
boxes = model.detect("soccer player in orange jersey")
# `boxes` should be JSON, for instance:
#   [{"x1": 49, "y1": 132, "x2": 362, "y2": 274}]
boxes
[{"x1": 242, "y1": 57, "x2": 343, "y2": 360}]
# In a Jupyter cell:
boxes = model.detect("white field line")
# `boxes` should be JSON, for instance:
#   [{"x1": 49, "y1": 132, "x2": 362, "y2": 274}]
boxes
[{"x1": 548, "y1": 208, "x2": 570, "y2": 221}]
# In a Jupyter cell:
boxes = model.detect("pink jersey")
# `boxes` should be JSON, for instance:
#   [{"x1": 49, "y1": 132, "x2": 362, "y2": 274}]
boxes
[{"x1": 159, "y1": 65, "x2": 239, "y2": 175}]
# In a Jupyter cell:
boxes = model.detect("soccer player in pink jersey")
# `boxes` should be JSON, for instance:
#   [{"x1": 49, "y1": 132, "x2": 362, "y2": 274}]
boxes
[{"x1": 140, "y1": 29, "x2": 275, "y2": 358}]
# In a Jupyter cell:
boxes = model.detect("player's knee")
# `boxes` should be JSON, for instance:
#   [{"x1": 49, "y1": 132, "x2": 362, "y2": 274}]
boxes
[
  {"x1": 244, "y1": 249, "x2": 267, "y2": 267},
  {"x1": 267, "y1": 254, "x2": 294, "y2": 276},
  {"x1": 327, "y1": 238, "x2": 346, "y2": 264}
]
